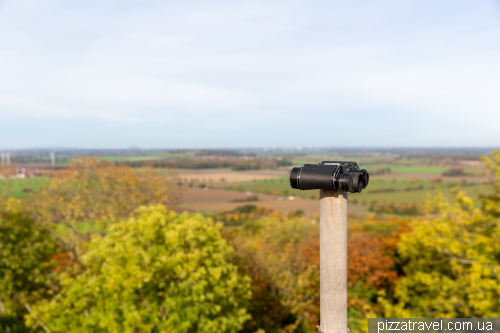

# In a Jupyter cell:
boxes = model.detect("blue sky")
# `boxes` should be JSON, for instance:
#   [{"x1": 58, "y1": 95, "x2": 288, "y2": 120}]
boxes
[{"x1": 1, "y1": 0, "x2": 500, "y2": 149}]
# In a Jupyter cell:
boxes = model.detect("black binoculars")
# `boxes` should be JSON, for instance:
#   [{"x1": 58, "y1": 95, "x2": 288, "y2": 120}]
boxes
[{"x1": 290, "y1": 161, "x2": 369, "y2": 193}]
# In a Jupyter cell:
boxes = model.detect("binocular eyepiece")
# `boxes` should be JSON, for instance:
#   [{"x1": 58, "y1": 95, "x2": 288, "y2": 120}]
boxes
[{"x1": 290, "y1": 161, "x2": 369, "y2": 193}]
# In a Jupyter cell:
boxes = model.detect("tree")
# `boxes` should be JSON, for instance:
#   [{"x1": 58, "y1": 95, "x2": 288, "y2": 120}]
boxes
[
  {"x1": 299, "y1": 218, "x2": 401, "y2": 333},
  {"x1": 227, "y1": 211, "x2": 401, "y2": 333},
  {"x1": 380, "y1": 189, "x2": 500, "y2": 317},
  {"x1": 230, "y1": 214, "x2": 319, "y2": 333},
  {"x1": 481, "y1": 149, "x2": 500, "y2": 217},
  {"x1": 32, "y1": 158, "x2": 181, "y2": 267},
  {"x1": 0, "y1": 198, "x2": 59, "y2": 333},
  {"x1": 27, "y1": 206, "x2": 251, "y2": 333},
  {"x1": 34, "y1": 158, "x2": 180, "y2": 225},
  {"x1": 380, "y1": 150, "x2": 500, "y2": 318}
]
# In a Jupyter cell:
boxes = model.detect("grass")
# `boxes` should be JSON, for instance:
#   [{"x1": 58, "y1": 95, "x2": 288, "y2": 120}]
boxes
[{"x1": 2, "y1": 177, "x2": 50, "y2": 198}]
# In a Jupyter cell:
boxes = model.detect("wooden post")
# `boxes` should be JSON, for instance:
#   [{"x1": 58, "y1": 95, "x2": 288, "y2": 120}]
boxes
[{"x1": 319, "y1": 189, "x2": 348, "y2": 333}]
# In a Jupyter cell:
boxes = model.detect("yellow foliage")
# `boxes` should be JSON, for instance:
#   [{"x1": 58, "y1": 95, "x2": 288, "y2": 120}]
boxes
[
  {"x1": 31, "y1": 158, "x2": 180, "y2": 266},
  {"x1": 34, "y1": 158, "x2": 178, "y2": 225},
  {"x1": 27, "y1": 206, "x2": 251, "y2": 333},
  {"x1": 481, "y1": 150, "x2": 500, "y2": 217},
  {"x1": 231, "y1": 215, "x2": 319, "y2": 333},
  {"x1": 381, "y1": 189, "x2": 500, "y2": 317}
]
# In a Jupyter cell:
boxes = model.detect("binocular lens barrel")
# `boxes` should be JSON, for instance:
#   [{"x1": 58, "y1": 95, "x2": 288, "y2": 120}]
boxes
[{"x1": 290, "y1": 164, "x2": 338, "y2": 190}]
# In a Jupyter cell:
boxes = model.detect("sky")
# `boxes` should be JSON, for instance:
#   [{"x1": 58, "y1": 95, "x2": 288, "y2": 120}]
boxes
[{"x1": 1, "y1": 0, "x2": 500, "y2": 149}]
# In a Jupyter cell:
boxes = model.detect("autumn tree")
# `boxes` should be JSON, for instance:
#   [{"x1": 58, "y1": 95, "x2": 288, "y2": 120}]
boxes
[
  {"x1": 223, "y1": 208, "x2": 402, "y2": 333},
  {"x1": 481, "y1": 149, "x2": 500, "y2": 216},
  {"x1": 32, "y1": 158, "x2": 181, "y2": 266},
  {"x1": 299, "y1": 219, "x2": 401, "y2": 333},
  {"x1": 27, "y1": 206, "x2": 251, "y2": 333},
  {"x1": 34, "y1": 158, "x2": 180, "y2": 224},
  {"x1": 0, "y1": 199, "x2": 59, "y2": 333},
  {"x1": 229, "y1": 214, "x2": 319, "y2": 333},
  {"x1": 380, "y1": 189, "x2": 500, "y2": 318},
  {"x1": 379, "y1": 150, "x2": 500, "y2": 318}
]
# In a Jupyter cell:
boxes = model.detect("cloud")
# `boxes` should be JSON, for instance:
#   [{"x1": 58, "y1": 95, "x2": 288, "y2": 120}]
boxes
[{"x1": 1, "y1": 0, "x2": 500, "y2": 148}]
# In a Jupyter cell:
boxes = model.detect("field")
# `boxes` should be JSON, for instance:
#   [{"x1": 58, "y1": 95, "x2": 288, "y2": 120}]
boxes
[
  {"x1": 102, "y1": 151, "x2": 196, "y2": 163},
  {"x1": 199, "y1": 177, "x2": 488, "y2": 217},
  {"x1": 174, "y1": 160, "x2": 490, "y2": 217},
  {"x1": 177, "y1": 168, "x2": 288, "y2": 182},
  {"x1": 2, "y1": 176, "x2": 49, "y2": 198},
  {"x1": 178, "y1": 188, "x2": 370, "y2": 216},
  {"x1": 2, "y1": 148, "x2": 492, "y2": 218},
  {"x1": 211, "y1": 177, "x2": 488, "y2": 200}
]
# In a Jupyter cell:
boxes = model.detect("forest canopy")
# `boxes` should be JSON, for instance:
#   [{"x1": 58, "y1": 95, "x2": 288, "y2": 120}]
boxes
[{"x1": 0, "y1": 150, "x2": 499, "y2": 332}]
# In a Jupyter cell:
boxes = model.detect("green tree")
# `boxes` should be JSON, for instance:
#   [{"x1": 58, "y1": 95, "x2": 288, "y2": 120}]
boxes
[
  {"x1": 0, "y1": 198, "x2": 59, "y2": 332},
  {"x1": 27, "y1": 206, "x2": 251, "y2": 333}
]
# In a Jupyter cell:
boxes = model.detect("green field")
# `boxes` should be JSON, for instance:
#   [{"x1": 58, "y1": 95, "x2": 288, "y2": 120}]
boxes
[
  {"x1": 292, "y1": 156, "x2": 380, "y2": 166},
  {"x1": 367, "y1": 165, "x2": 447, "y2": 174},
  {"x1": 2, "y1": 177, "x2": 50, "y2": 198},
  {"x1": 102, "y1": 151, "x2": 196, "y2": 163},
  {"x1": 367, "y1": 165, "x2": 484, "y2": 175},
  {"x1": 103, "y1": 155, "x2": 168, "y2": 162},
  {"x1": 2, "y1": 158, "x2": 490, "y2": 219},
  {"x1": 290, "y1": 163, "x2": 485, "y2": 176},
  {"x1": 212, "y1": 176, "x2": 491, "y2": 208},
  {"x1": 291, "y1": 164, "x2": 449, "y2": 175}
]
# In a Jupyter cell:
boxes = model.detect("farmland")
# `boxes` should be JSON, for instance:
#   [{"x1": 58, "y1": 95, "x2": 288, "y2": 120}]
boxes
[
  {"x1": 181, "y1": 168, "x2": 490, "y2": 217},
  {"x1": 212, "y1": 177, "x2": 489, "y2": 202},
  {"x1": 1, "y1": 148, "x2": 492, "y2": 218}
]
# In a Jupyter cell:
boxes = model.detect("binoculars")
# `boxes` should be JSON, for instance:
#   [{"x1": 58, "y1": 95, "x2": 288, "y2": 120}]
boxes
[{"x1": 290, "y1": 161, "x2": 369, "y2": 193}]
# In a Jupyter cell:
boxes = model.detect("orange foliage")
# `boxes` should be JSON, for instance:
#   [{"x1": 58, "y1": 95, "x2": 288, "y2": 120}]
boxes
[
  {"x1": 51, "y1": 252, "x2": 73, "y2": 272},
  {"x1": 299, "y1": 227, "x2": 402, "y2": 317},
  {"x1": 301, "y1": 230, "x2": 399, "y2": 290},
  {"x1": 300, "y1": 234, "x2": 319, "y2": 267},
  {"x1": 348, "y1": 231, "x2": 398, "y2": 290}
]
